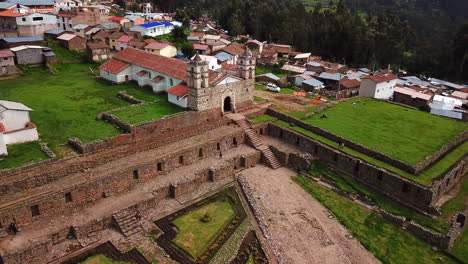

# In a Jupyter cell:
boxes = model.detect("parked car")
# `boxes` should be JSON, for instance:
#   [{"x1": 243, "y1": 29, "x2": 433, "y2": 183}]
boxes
[{"x1": 266, "y1": 83, "x2": 281, "y2": 93}]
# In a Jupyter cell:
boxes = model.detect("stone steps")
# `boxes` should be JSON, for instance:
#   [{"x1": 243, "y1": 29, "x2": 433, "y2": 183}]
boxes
[
  {"x1": 233, "y1": 116, "x2": 281, "y2": 170},
  {"x1": 112, "y1": 212, "x2": 142, "y2": 238}
]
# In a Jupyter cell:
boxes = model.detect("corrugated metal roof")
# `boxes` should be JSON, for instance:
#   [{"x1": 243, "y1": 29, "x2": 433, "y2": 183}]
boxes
[
  {"x1": 0, "y1": 100, "x2": 33, "y2": 111},
  {"x1": 0, "y1": 2, "x2": 15, "y2": 9},
  {"x1": 318, "y1": 72, "x2": 341, "y2": 81},
  {"x1": 73, "y1": 24, "x2": 89, "y2": 30},
  {"x1": 45, "y1": 29, "x2": 65, "y2": 35},
  {"x1": 42, "y1": 51, "x2": 55, "y2": 57},
  {"x1": 139, "y1": 21, "x2": 164, "y2": 28},
  {"x1": 0, "y1": 36, "x2": 43, "y2": 43},
  {"x1": 214, "y1": 52, "x2": 232, "y2": 62},
  {"x1": 187, "y1": 36, "x2": 199, "y2": 40},
  {"x1": 57, "y1": 33, "x2": 77, "y2": 41},
  {"x1": 7, "y1": 0, "x2": 54, "y2": 6},
  {"x1": 256, "y1": 73, "x2": 280, "y2": 81},
  {"x1": 10, "y1": 45, "x2": 46, "y2": 51},
  {"x1": 303, "y1": 78, "x2": 324, "y2": 87}
]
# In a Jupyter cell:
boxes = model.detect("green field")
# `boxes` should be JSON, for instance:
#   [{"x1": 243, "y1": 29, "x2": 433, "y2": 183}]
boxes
[
  {"x1": 112, "y1": 100, "x2": 183, "y2": 124},
  {"x1": 0, "y1": 64, "x2": 168, "y2": 168},
  {"x1": 172, "y1": 199, "x2": 235, "y2": 258},
  {"x1": 299, "y1": 98, "x2": 467, "y2": 165},
  {"x1": 295, "y1": 175, "x2": 458, "y2": 264},
  {"x1": 0, "y1": 141, "x2": 49, "y2": 169},
  {"x1": 275, "y1": 120, "x2": 467, "y2": 185},
  {"x1": 255, "y1": 65, "x2": 287, "y2": 78},
  {"x1": 307, "y1": 160, "x2": 450, "y2": 233},
  {"x1": 250, "y1": 115, "x2": 275, "y2": 124},
  {"x1": 441, "y1": 179, "x2": 468, "y2": 219},
  {"x1": 79, "y1": 254, "x2": 130, "y2": 264},
  {"x1": 450, "y1": 228, "x2": 468, "y2": 263}
]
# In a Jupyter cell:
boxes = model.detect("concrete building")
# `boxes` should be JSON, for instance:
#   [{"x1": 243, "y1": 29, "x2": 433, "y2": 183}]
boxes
[
  {"x1": 129, "y1": 21, "x2": 174, "y2": 37},
  {"x1": 359, "y1": 73, "x2": 398, "y2": 99},
  {"x1": 0, "y1": 7, "x2": 57, "y2": 37},
  {"x1": 144, "y1": 42, "x2": 177, "y2": 58},
  {"x1": 190, "y1": 54, "x2": 220, "y2": 70},
  {"x1": 393, "y1": 87, "x2": 433, "y2": 108},
  {"x1": 0, "y1": 100, "x2": 39, "y2": 156},
  {"x1": 0, "y1": 48, "x2": 17, "y2": 75},
  {"x1": 10, "y1": 45, "x2": 47, "y2": 64},
  {"x1": 72, "y1": 23, "x2": 91, "y2": 38},
  {"x1": 56, "y1": 6, "x2": 101, "y2": 31}
]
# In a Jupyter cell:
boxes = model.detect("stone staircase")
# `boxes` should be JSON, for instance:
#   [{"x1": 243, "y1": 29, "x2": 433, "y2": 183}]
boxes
[
  {"x1": 112, "y1": 211, "x2": 143, "y2": 238},
  {"x1": 232, "y1": 116, "x2": 281, "y2": 169}
]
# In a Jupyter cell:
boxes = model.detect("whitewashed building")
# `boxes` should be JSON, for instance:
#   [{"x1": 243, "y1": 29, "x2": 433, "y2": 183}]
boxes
[
  {"x1": 129, "y1": 21, "x2": 174, "y2": 37},
  {"x1": 0, "y1": 100, "x2": 39, "y2": 155},
  {"x1": 190, "y1": 54, "x2": 221, "y2": 70},
  {"x1": 359, "y1": 73, "x2": 398, "y2": 99}
]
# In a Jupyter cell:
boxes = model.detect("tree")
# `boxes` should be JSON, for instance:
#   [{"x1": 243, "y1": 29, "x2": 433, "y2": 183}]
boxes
[
  {"x1": 181, "y1": 42, "x2": 195, "y2": 58},
  {"x1": 172, "y1": 26, "x2": 188, "y2": 44},
  {"x1": 114, "y1": 0, "x2": 126, "y2": 10},
  {"x1": 129, "y1": 3, "x2": 141, "y2": 12}
]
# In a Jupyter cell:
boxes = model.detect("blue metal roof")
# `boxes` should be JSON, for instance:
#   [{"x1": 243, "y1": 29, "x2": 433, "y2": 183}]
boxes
[
  {"x1": 7, "y1": 0, "x2": 54, "y2": 6},
  {"x1": 256, "y1": 73, "x2": 280, "y2": 81},
  {"x1": 303, "y1": 78, "x2": 324, "y2": 87},
  {"x1": 45, "y1": 29, "x2": 65, "y2": 35},
  {"x1": 318, "y1": 72, "x2": 342, "y2": 81},
  {"x1": 304, "y1": 71, "x2": 315, "y2": 76},
  {"x1": 43, "y1": 51, "x2": 55, "y2": 57},
  {"x1": 214, "y1": 52, "x2": 233, "y2": 62},
  {"x1": 160, "y1": 21, "x2": 173, "y2": 26},
  {"x1": 359, "y1": 67, "x2": 371, "y2": 73},
  {"x1": 0, "y1": 36, "x2": 43, "y2": 43},
  {"x1": 139, "y1": 22, "x2": 164, "y2": 28},
  {"x1": 187, "y1": 36, "x2": 199, "y2": 40},
  {"x1": 0, "y1": 2, "x2": 15, "y2": 8}
]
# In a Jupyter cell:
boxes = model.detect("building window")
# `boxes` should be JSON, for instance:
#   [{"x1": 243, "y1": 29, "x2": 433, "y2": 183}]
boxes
[
  {"x1": 32, "y1": 17, "x2": 43, "y2": 21},
  {"x1": 65, "y1": 192, "x2": 73, "y2": 203},
  {"x1": 179, "y1": 155, "x2": 184, "y2": 164},
  {"x1": 217, "y1": 143, "x2": 220, "y2": 150},
  {"x1": 170, "y1": 78, "x2": 173, "y2": 86},
  {"x1": 31, "y1": 204, "x2": 40, "y2": 217},
  {"x1": 22, "y1": 18, "x2": 26, "y2": 22},
  {"x1": 133, "y1": 169, "x2": 139, "y2": 179},
  {"x1": 199, "y1": 148, "x2": 203, "y2": 158},
  {"x1": 157, "y1": 162, "x2": 162, "y2": 171}
]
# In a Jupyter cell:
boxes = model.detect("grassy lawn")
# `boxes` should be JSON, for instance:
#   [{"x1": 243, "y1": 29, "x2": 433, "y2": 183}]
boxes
[
  {"x1": 298, "y1": 98, "x2": 467, "y2": 165},
  {"x1": 307, "y1": 160, "x2": 450, "y2": 233},
  {"x1": 255, "y1": 65, "x2": 287, "y2": 78},
  {"x1": 111, "y1": 99, "x2": 184, "y2": 124},
  {"x1": 250, "y1": 115, "x2": 275, "y2": 124},
  {"x1": 449, "y1": 228, "x2": 468, "y2": 263},
  {"x1": 45, "y1": 38, "x2": 86, "y2": 63},
  {"x1": 0, "y1": 141, "x2": 49, "y2": 169},
  {"x1": 441, "y1": 179, "x2": 468, "y2": 219},
  {"x1": 0, "y1": 64, "x2": 163, "y2": 159},
  {"x1": 79, "y1": 254, "x2": 130, "y2": 264},
  {"x1": 275, "y1": 119, "x2": 467, "y2": 186},
  {"x1": 255, "y1": 83, "x2": 295, "y2": 94},
  {"x1": 295, "y1": 175, "x2": 457, "y2": 264},
  {"x1": 172, "y1": 198, "x2": 235, "y2": 258},
  {"x1": 253, "y1": 96, "x2": 266, "y2": 102}
]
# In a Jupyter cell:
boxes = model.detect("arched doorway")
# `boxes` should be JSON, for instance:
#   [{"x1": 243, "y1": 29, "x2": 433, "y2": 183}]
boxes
[{"x1": 223, "y1": 96, "x2": 232, "y2": 112}]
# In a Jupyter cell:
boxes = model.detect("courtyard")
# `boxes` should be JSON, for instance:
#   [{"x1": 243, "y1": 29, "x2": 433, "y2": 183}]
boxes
[
  {"x1": 298, "y1": 97, "x2": 467, "y2": 166},
  {"x1": 0, "y1": 63, "x2": 182, "y2": 168}
]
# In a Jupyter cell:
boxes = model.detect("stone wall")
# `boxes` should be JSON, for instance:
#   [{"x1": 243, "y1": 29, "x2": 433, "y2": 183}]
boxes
[
  {"x1": 431, "y1": 157, "x2": 468, "y2": 202},
  {"x1": 266, "y1": 108, "x2": 468, "y2": 175},
  {"x1": 267, "y1": 123, "x2": 439, "y2": 214}
]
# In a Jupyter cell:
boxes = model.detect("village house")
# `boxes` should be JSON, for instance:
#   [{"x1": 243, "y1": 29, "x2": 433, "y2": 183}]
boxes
[
  {"x1": 214, "y1": 52, "x2": 234, "y2": 65},
  {"x1": 84, "y1": 26, "x2": 101, "y2": 40},
  {"x1": 72, "y1": 23, "x2": 91, "y2": 38},
  {"x1": 3, "y1": 0, "x2": 56, "y2": 13},
  {"x1": 97, "y1": 22, "x2": 120, "y2": 32},
  {"x1": 302, "y1": 78, "x2": 324, "y2": 93},
  {"x1": 294, "y1": 53, "x2": 311, "y2": 65},
  {"x1": 193, "y1": 43, "x2": 209, "y2": 55},
  {"x1": 124, "y1": 14, "x2": 145, "y2": 27},
  {"x1": 92, "y1": 30, "x2": 109, "y2": 44},
  {"x1": 108, "y1": 31, "x2": 124, "y2": 50},
  {"x1": 258, "y1": 48, "x2": 277, "y2": 65},
  {"x1": 116, "y1": 34, "x2": 133, "y2": 51},
  {"x1": 129, "y1": 21, "x2": 174, "y2": 37},
  {"x1": 332, "y1": 77, "x2": 361, "y2": 98},
  {"x1": 268, "y1": 43, "x2": 291, "y2": 57},
  {"x1": 359, "y1": 73, "x2": 398, "y2": 99},
  {"x1": 255, "y1": 73, "x2": 287, "y2": 87},
  {"x1": 86, "y1": 41, "x2": 110, "y2": 62},
  {"x1": 294, "y1": 73, "x2": 312, "y2": 86},
  {"x1": 57, "y1": 33, "x2": 86, "y2": 51},
  {"x1": 55, "y1": 0, "x2": 78, "y2": 11},
  {"x1": 281, "y1": 64, "x2": 305, "y2": 75},
  {"x1": 245, "y1": 39, "x2": 263, "y2": 53},
  {"x1": 393, "y1": 87, "x2": 433, "y2": 108},
  {"x1": 0, "y1": 100, "x2": 39, "y2": 156},
  {"x1": 44, "y1": 28, "x2": 65, "y2": 39},
  {"x1": 56, "y1": 6, "x2": 101, "y2": 31},
  {"x1": 209, "y1": 41, "x2": 227, "y2": 53},
  {"x1": 0, "y1": 36, "x2": 43, "y2": 48},
  {"x1": 187, "y1": 35, "x2": 200, "y2": 44},
  {"x1": 190, "y1": 54, "x2": 220, "y2": 70},
  {"x1": 0, "y1": 48, "x2": 17, "y2": 75},
  {"x1": 144, "y1": 42, "x2": 177, "y2": 58},
  {"x1": 430, "y1": 94, "x2": 465, "y2": 119},
  {"x1": 10, "y1": 45, "x2": 49, "y2": 64},
  {"x1": 214, "y1": 42, "x2": 245, "y2": 64},
  {"x1": 108, "y1": 16, "x2": 130, "y2": 27},
  {"x1": 127, "y1": 39, "x2": 146, "y2": 49},
  {"x1": 202, "y1": 34, "x2": 221, "y2": 45}
]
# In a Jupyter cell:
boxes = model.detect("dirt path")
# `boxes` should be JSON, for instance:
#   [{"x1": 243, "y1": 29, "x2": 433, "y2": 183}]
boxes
[
  {"x1": 239, "y1": 166, "x2": 380, "y2": 264},
  {"x1": 254, "y1": 89, "x2": 325, "y2": 113}
]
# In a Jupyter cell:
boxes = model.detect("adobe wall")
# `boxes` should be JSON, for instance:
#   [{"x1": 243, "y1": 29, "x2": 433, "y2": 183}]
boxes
[
  {"x1": 267, "y1": 123, "x2": 439, "y2": 214},
  {"x1": 0, "y1": 109, "x2": 227, "y2": 197},
  {"x1": 431, "y1": 156, "x2": 468, "y2": 201},
  {"x1": 0, "y1": 151, "x2": 261, "y2": 264},
  {"x1": 266, "y1": 108, "x2": 468, "y2": 176},
  {"x1": 0, "y1": 129, "x2": 249, "y2": 227}
]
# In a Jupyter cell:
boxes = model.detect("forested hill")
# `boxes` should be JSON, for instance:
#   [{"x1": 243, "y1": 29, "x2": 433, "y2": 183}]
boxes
[{"x1": 153, "y1": 0, "x2": 467, "y2": 82}]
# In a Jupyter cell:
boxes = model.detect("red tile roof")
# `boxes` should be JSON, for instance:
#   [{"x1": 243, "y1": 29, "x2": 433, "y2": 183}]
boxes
[
  {"x1": 56, "y1": 13, "x2": 76, "y2": 18},
  {"x1": 190, "y1": 32, "x2": 205, "y2": 38},
  {"x1": 167, "y1": 83, "x2": 187, "y2": 96},
  {"x1": 109, "y1": 16, "x2": 125, "y2": 21},
  {"x1": 99, "y1": 58, "x2": 130, "y2": 74},
  {"x1": 0, "y1": 49, "x2": 14, "y2": 58},
  {"x1": 340, "y1": 78, "x2": 361, "y2": 89},
  {"x1": 112, "y1": 48, "x2": 187, "y2": 81},
  {"x1": 362, "y1": 73, "x2": 398, "y2": 83},
  {"x1": 117, "y1": 35, "x2": 133, "y2": 43},
  {"x1": 193, "y1": 44, "x2": 208, "y2": 50},
  {"x1": 0, "y1": 8, "x2": 26, "y2": 17},
  {"x1": 221, "y1": 42, "x2": 245, "y2": 56},
  {"x1": 87, "y1": 41, "x2": 108, "y2": 49},
  {"x1": 144, "y1": 42, "x2": 168, "y2": 50}
]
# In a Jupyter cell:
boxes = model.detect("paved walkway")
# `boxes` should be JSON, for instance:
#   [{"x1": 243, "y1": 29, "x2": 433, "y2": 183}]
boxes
[{"x1": 240, "y1": 166, "x2": 380, "y2": 264}]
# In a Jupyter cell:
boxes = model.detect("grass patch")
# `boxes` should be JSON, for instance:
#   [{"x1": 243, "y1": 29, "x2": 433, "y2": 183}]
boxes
[
  {"x1": 46, "y1": 38, "x2": 86, "y2": 63},
  {"x1": 441, "y1": 179, "x2": 468, "y2": 219},
  {"x1": 295, "y1": 175, "x2": 457, "y2": 264},
  {"x1": 253, "y1": 96, "x2": 266, "y2": 102},
  {"x1": 79, "y1": 254, "x2": 130, "y2": 264},
  {"x1": 0, "y1": 64, "x2": 164, "y2": 159},
  {"x1": 449, "y1": 228, "x2": 468, "y2": 263},
  {"x1": 275, "y1": 120, "x2": 466, "y2": 186},
  {"x1": 246, "y1": 254, "x2": 255, "y2": 264},
  {"x1": 255, "y1": 65, "x2": 286, "y2": 78},
  {"x1": 111, "y1": 100, "x2": 184, "y2": 124},
  {"x1": 172, "y1": 198, "x2": 235, "y2": 258},
  {"x1": 298, "y1": 98, "x2": 467, "y2": 165},
  {"x1": 307, "y1": 160, "x2": 450, "y2": 233},
  {"x1": 0, "y1": 141, "x2": 49, "y2": 169},
  {"x1": 250, "y1": 115, "x2": 275, "y2": 124},
  {"x1": 255, "y1": 83, "x2": 295, "y2": 94}
]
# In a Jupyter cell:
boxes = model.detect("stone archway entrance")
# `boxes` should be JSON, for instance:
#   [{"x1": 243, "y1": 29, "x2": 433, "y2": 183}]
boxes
[{"x1": 223, "y1": 96, "x2": 232, "y2": 112}]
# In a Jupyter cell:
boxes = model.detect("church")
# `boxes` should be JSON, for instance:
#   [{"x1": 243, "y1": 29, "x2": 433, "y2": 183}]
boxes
[{"x1": 98, "y1": 47, "x2": 255, "y2": 113}]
